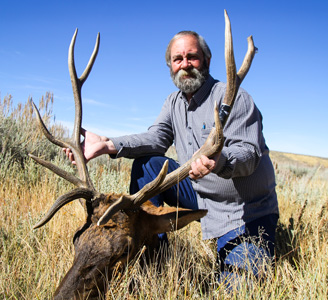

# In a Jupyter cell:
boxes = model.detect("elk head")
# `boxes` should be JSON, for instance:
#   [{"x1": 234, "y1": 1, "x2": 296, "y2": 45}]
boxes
[{"x1": 30, "y1": 10, "x2": 256, "y2": 300}]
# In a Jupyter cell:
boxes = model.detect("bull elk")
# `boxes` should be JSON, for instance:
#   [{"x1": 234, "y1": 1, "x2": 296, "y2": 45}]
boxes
[{"x1": 29, "y1": 10, "x2": 256, "y2": 300}]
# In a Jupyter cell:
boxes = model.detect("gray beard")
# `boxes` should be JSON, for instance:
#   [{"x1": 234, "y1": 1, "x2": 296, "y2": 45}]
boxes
[{"x1": 171, "y1": 65, "x2": 209, "y2": 94}]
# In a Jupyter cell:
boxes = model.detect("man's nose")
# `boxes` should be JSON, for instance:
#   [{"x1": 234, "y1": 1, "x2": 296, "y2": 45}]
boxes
[{"x1": 181, "y1": 57, "x2": 190, "y2": 69}]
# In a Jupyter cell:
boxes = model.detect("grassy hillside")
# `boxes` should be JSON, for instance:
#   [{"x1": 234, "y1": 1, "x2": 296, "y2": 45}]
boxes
[
  {"x1": 1, "y1": 96, "x2": 327, "y2": 299},
  {"x1": 271, "y1": 150, "x2": 328, "y2": 168}
]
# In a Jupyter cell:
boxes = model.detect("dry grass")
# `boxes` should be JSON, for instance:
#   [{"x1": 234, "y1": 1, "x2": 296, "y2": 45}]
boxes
[{"x1": 1, "y1": 96, "x2": 328, "y2": 299}]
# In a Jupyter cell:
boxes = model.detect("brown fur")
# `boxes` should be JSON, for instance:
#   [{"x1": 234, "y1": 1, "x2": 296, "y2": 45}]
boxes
[{"x1": 53, "y1": 194, "x2": 207, "y2": 299}]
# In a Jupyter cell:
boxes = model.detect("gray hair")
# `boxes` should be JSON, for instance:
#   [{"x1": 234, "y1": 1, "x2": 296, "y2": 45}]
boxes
[{"x1": 165, "y1": 31, "x2": 212, "y2": 67}]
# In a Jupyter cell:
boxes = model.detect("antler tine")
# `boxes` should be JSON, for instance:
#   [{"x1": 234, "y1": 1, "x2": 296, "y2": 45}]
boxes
[
  {"x1": 237, "y1": 35, "x2": 256, "y2": 84},
  {"x1": 80, "y1": 33, "x2": 100, "y2": 85},
  {"x1": 98, "y1": 10, "x2": 256, "y2": 225},
  {"x1": 29, "y1": 153, "x2": 84, "y2": 187},
  {"x1": 33, "y1": 187, "x2": 95, "y2": 229},
  {"x1": 222, "y1": 9, "x2": 237, "y2": 109},
  {"x1": 30, "y1": 101, "x2": 69, "y2": 149},
  {"x1": 68, "y1": 29, "x2": 100, "y2": 189},
  {"x1": 29, "y1": 99, "x2": 86, "y2": 188},
  {"x1": 97, "y1": 160, "x2": 169, "y2": 226},
  {"x1": 220, "y1": 10, "x2": 256, "y2": 127}
]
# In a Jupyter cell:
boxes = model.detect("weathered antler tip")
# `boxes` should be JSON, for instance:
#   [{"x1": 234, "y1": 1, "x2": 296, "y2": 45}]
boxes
[
  {"x1": 33, "y1": 223, "x2": 41, "y2": 230},
  {"x1": 224, "y1": 9, "x2": 230, "y2": 20},
  {"x1": 97, "y1": 195, "x2": 127, "y2": 226}
]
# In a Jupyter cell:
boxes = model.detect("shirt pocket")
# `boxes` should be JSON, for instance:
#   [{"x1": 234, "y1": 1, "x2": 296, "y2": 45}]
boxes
[{"x1": 201, "y1": 128, "x2": 212, "y2": 145}]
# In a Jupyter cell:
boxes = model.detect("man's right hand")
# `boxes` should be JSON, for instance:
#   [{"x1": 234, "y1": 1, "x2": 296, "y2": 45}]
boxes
[{"x1": 63, "y1": 128, "x2": 117, "y2": 164}]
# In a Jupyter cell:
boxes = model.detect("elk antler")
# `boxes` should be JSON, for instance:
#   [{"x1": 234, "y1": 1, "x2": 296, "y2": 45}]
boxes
[
  {"x1": 30, "y1": 29, "x2": 101, "y2": 229},
  {"x1": 97, "y1": 10, "x2": 257, "y2": 225},
  {"x1": 30, "y1": 29, "x2": 194, "y2": 230}
]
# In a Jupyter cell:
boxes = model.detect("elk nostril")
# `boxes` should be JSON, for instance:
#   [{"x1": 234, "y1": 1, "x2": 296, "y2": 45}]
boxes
[{"x1": 83, "y1": 265, "x2": 95, "y2": 274}]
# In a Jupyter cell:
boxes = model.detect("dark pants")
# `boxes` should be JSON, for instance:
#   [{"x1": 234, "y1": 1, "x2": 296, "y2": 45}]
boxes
[
  {"x1": 130, "y1": 155, "x2": 198, "y2": 210},
  {"x1": 130, "y1": 155, "x2": 278, "y2": 285},
  {"x1": 216, "y1": 214, "x2": 278, "y2": 288}
]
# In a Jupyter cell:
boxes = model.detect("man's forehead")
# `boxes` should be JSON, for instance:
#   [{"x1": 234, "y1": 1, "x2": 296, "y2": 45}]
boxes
[{"x1": 170, "y1": 35, "x2": 201, "y2": 55}]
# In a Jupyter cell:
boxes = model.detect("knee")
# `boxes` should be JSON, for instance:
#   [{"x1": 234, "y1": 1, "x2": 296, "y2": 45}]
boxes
[
  {"x1": 132, "y1": 155, "x2": 178, "y2": 177},
  {"x1": 132, "y1": 155, "x2": 165, "y2": 171},
  {"x1": 131, "y1": 156, "x2": 169, "y2": 187},
  {"x1": 225, "y1": 242, "x2": 272, "y2": 275}
]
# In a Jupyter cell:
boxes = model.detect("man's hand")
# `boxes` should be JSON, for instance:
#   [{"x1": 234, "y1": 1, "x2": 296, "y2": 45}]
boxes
[
  {"x1": 63, "y1": 128, "x2": 117, "y2": 164},
  {"x1": 189, "y1": 153, "x2": 220, "y2": 180}
]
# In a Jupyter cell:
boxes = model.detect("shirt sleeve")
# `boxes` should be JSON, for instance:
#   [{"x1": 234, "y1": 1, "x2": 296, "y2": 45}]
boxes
[
  {"x1": 110, "y1": 96, "x2": 175, "y2": 159},
  {"x1": 213, "y1": 90, "x2": 265, "y2": 179}
]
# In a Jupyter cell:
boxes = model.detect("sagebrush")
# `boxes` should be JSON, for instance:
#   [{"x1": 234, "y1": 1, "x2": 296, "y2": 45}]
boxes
[{"x1": 1, "y1": 95, "x2": 327, "y2": 299}]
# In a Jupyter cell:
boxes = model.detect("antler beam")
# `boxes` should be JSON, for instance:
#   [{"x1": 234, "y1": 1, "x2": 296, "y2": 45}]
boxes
[
  {"x1": 68, "y1": 29, "x2": 100, "y2": 189},
  {"x1": 30, "y1": 29, "x2": 101, "y2": 228}
]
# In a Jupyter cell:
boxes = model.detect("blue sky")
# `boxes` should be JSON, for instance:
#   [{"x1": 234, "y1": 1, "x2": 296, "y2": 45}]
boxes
[{"x1": 1, "y1": 0, "x2": 327, "y2": 158}]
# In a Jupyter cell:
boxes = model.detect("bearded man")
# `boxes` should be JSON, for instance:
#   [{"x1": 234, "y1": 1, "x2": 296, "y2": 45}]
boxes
[{"x1": 64, "y1": 31, "x2": 279, "y2": 286}]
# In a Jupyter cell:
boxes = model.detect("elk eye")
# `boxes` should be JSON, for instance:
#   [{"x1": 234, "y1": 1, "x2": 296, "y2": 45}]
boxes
[{"x1": 123, "y1": 245, "x2": 129, "y2": 256}]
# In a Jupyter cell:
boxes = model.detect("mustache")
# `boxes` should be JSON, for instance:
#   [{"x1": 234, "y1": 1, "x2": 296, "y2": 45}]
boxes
[
  {"x1": 176, "y1": 68, "x2": 198, "y2": 78},
  {"x1": 170, "y1": 63, "x2": 209, "y2": 94}
]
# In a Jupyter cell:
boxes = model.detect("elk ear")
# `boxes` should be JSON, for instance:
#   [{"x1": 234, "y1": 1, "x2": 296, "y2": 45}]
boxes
[{"x1": 141, "y1": 203, "x2": 207, "y2": 234}]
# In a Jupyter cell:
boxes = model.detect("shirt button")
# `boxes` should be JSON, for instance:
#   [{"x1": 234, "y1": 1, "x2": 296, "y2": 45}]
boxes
[{"x1": 188, "y1": 142, "x2": 192, "y2": 145}]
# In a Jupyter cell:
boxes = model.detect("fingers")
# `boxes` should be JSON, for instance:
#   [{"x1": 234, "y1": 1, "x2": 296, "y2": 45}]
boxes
[
  {"x1": 189, "y1": 155, "x2": 216, "y2": 180},
  {"x1": 62, "y1": 148, "x2": 76, "y2": 165}
]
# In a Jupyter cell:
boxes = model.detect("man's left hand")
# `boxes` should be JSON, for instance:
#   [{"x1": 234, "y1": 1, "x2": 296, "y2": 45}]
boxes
[{"x1": 189, "y1": 154, "x2": 219, "y2": 180}]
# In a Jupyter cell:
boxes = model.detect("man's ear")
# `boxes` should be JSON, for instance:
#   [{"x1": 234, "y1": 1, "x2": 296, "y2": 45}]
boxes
[{"x1": 141, "y1": 203, "x2": 207, "y2": 234}]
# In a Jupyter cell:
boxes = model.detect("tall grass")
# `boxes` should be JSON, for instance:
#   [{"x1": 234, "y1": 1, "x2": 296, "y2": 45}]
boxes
[{"x1": 1, "y1": 95, "x2": 327, "y2": 299}]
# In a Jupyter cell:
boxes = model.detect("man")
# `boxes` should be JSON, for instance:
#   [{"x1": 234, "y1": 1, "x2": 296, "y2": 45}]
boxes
[{"x1": 65, "y1": 31, "x2": 279, "y2": 286}]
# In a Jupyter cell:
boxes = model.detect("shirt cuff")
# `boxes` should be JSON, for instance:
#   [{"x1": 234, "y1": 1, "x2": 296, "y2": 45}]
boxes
[{"x1": 109, "y1": 137, "x2": 128, "y2": 159}]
